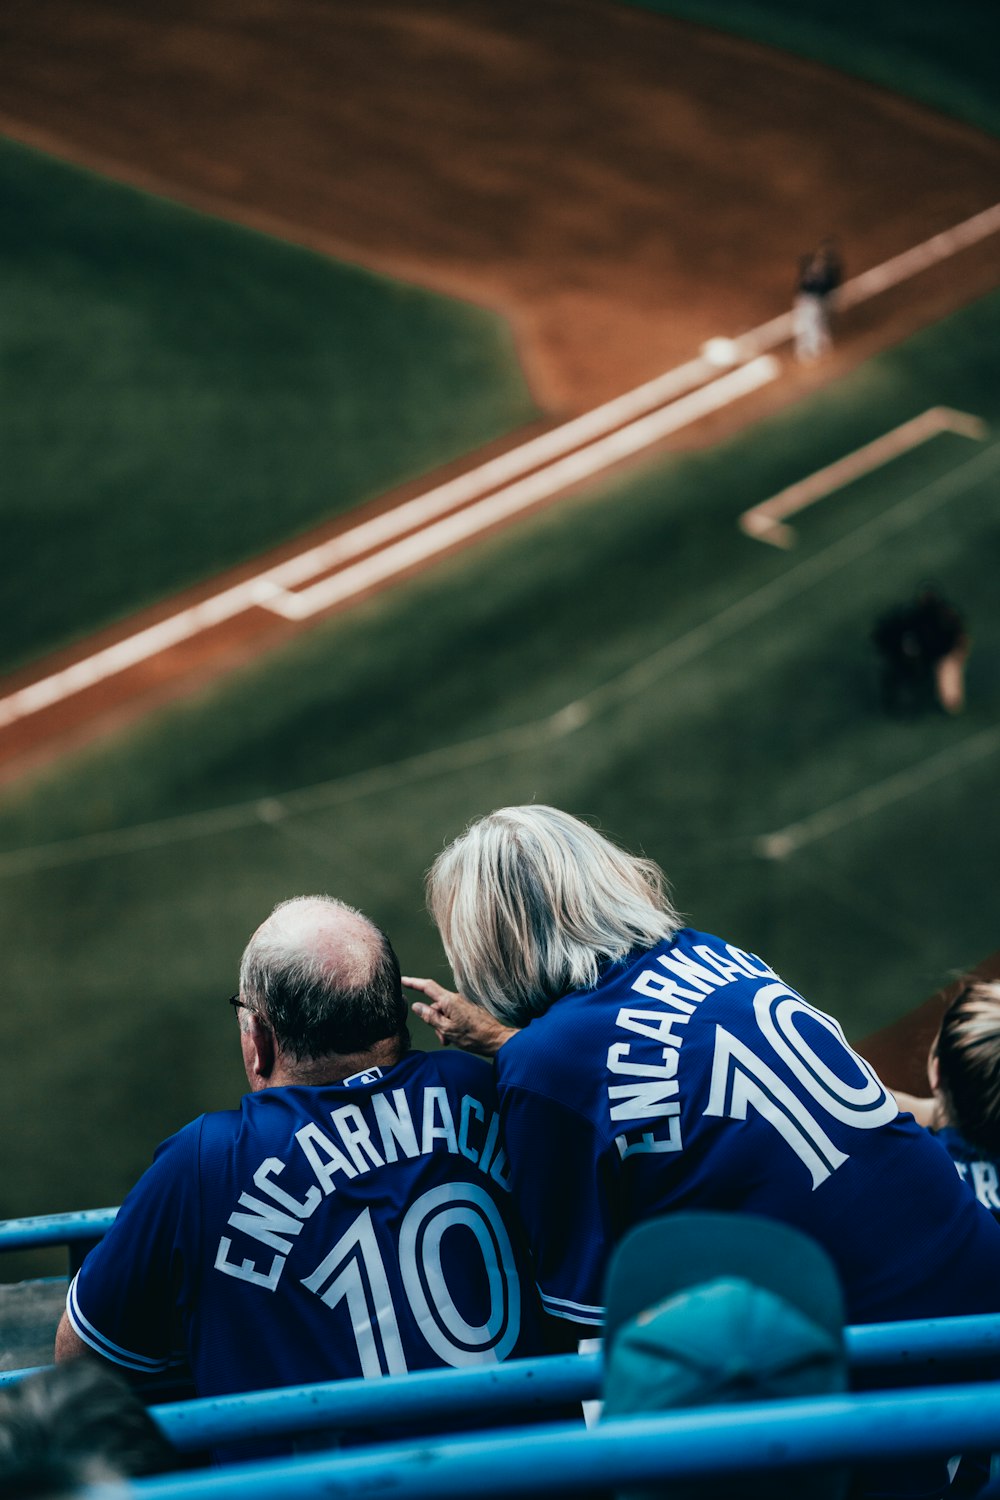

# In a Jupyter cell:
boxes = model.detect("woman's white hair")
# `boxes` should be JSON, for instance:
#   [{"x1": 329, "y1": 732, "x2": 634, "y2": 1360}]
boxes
[{"x1": 426, "y1": 805, "x2": 681, "y2": 1026}]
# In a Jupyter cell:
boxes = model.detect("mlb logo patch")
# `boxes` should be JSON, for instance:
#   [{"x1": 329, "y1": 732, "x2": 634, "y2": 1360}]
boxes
[{"x1": 342, "y1": 1067, "x2": 384, "y2": 1088}]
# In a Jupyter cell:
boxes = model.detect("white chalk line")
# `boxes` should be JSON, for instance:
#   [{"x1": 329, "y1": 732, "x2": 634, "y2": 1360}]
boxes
[
  {"x1": 560, "y1": 439, "x2": 1000, "y2": 718},
  {"x1": 0, "y1": 358, "x2": 778, "y2": 728},
  {"x1": 3, "y1": 439, "x2": 996, "y2": 878},
  {"x1": 0, "y1": 719, "x2": 557, "y2": 876},
  {"x1": 0, "y1": 199, "x2": 997, "y2": 732},
  {"x1": 836, "y1": 203, "x2": 1000, "y2": 312},
  {"x1": 757, "y1": 725, "x2": 1000, "y2": 861},
  {"x1": 261, "y1": 356, "x2": 780, "y2": 619},
  {"x1": 206, "y1": 349, "x2": 728, "y2": 598},
  {"x1": 740, "y1": 407, "x2": 987, "y2": 547}
]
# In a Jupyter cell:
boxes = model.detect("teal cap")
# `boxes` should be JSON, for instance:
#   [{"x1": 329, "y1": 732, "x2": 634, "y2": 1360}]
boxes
[{"x1": 601, "y1": 1213, "x2": 850, "y2": 1500}]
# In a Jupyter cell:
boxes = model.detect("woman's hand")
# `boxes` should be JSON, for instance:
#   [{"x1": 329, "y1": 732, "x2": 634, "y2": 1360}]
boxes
[{"x1": 404, "y1": 976, "x2": 518, "y2": 1058}]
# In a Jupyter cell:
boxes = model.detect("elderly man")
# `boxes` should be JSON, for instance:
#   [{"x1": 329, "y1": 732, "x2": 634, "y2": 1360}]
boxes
[{"x1": 56, "y1": 896, "x2": 544, "y2": 1419}]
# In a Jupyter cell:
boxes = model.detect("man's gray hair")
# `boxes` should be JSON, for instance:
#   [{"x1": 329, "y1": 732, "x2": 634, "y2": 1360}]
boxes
[
  {"x1": 426, "y1": 806, "x2": 681, "y2": 1026},
  {"x1": 240, "y1": 896, "x2": 406, "y2": 1060}
]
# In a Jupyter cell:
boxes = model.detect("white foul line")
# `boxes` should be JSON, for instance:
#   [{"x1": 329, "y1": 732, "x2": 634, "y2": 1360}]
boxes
[
  {"x1": 837, "y1": 203, "x2": 1000, "y2": 310},
  {"x1": 0, "y1": 357, "x2": 779, "y2": 727},
  {"x1": 2, "y1": 199, "x2": 999, "y2": 731},
  {"x1": 2, "y1": 441, "x2": 998, "y2": 874},
  {"x1": 211, "y1": 349, "x2": 729, "y2": 598},
  {"x1": 740, "y1": 406, "x2": 988, "y2": 547},
  {"x1": 261, "y1": 357, "x2": 780, "y2": 620}
]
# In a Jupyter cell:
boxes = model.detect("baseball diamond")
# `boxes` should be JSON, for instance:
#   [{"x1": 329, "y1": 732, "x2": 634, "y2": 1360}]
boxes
[{"x1": 0, "y1": 0, "x2": 998, "y2": 1254}]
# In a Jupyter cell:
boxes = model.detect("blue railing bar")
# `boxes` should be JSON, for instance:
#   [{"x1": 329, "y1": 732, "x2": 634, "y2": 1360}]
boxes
[
  {"x1": 848, "y1": 1310, "x2": 1000, "y2": 1368},
  {"x1": 7, "y1": 1310, "x2": 1000, "y2": 1450},
  {"x1": 82, "y1": 1383, "x2": 1000, "y2": 1500},
  {"x1": 153, "y1": 1352, "x2": 597, "y2": 1450},
  {"x1": 0, "y1": 1366, "x2": 47, "y2": 1387},
  {"x1": 0, "y1": 1208, "x2": 118, "y2": 1250},
  {"x1": 143, "y1": 1313, "x2": 1000, "y2": 1451},
  {"x1": 6, "y1": 1201, "x2": 1000, "y2": 1383}
]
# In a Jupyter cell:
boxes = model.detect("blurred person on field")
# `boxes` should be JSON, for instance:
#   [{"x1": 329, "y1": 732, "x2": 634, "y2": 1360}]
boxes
[
  {"x1": 407, "y1": 805, "x2": 1000, "y2": 1498},
  {"x1": 0, "y1": 1361, "x2": 173, "y2": 1497},
  {"x1": 55, "y1": 895, "x2": 547, "y2": 1457},
  {"x1": 912, "y1": 585, "x2": 971, "y2": 714},
  {"x1": 894, "y1": 980, "x2": 1000, "y2": 1221},
  {"x1": 872, "y1": 585, "x2": 970, "y2": 715},
  {"x1": 793, "y1": 237, "x2": 842, "y2": 363}
]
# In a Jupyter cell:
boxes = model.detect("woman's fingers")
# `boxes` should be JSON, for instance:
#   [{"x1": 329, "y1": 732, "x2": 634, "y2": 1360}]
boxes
[
  {"x1": 402, "y1": 975, "x2": 457, "y2": 1006},
  {"x1": 404, "y1": 979, "x2": 514, "y2": 1057},
  {"x1": 403, "y1": 977, "x2": 461, "y2": 1045}
]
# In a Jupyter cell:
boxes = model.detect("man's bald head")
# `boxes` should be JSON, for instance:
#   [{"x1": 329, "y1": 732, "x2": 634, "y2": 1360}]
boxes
[{"x1": 239, "y1": 896, "x2": 407, "y2": 1063}]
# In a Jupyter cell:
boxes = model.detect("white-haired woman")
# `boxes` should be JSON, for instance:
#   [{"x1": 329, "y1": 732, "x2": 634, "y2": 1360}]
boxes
[
  {"x1": 895, "y1": 981, "x2": 1000, "y2": 1221},
  {"x1": 406, "y1": 806, "x2": 1000, "y2": 1348}
]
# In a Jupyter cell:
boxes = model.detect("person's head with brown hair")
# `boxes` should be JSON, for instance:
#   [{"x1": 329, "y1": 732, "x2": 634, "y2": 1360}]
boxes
[{"x1": 931, "y1": 981, "x2": 1000, "y2": 1155}]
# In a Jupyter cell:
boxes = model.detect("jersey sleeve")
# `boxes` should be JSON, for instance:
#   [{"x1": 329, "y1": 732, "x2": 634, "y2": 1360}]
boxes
[
  {"x1": 499, "y1": 1082, "x2": 620, "y2": 1330},
  {"x1": 66, "y1": 1121, "x2": 202, "y2": 1374}
]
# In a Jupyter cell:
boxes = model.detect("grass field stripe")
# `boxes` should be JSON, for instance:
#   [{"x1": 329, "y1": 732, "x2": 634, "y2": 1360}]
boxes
[
  {"x1": 756, "y1": 726, "x2": 1000, "y2": 861},
  {"x1": 262, "y1": 357, "x2": 780, "y2": 620},
  {"x1": 2, "y1": 443, "x2": 997, "y2": 877},
  {"x1": 739, "y1": 407, "x2": 988, "y2": 547}
]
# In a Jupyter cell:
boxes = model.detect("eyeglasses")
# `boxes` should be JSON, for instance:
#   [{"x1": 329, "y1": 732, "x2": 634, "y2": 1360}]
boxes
[{"x1": 229, "y1": 994, "x2": 256, "y2": 1016}]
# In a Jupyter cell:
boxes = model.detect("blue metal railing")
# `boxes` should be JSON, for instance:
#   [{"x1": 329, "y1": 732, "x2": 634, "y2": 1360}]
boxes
[
  {"x1": 0, "y1": 1208, "x2": 118, "y2": 1251},
  {"x1": 148, "y1": 1312, "x2": 1000, "y2": 1451},
  {"x1": 6, "y1": 1311, "x2": 1000, "y2": 1446},
  {"x1": 0, "y1": 1206, "x2": 119, "y2": 1279},
  {"x1": 849, "y1": 1310, "x2": 1000, "y2": 1370},
  {"x1": 8, "y1": 1209, "x2": 1000, "y2": 1484},
  {"x1": 79, "y1": 1383, "x2": 1000, "y2": 1500},
  {"x1": 154, "y1": 1352, "x2": 596, "y2": 1450},
  {"x1": 7, "y1": 1312, "x2": 1000, "y2": 1449}
]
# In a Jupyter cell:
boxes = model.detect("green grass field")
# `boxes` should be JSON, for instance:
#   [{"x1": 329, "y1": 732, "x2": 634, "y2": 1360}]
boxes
[
  {"x1": 1, "y1": 138, "x2": 536, "y2": 673},
  {"x1": 3, "y1": 1, "x2": 1000, "y2": 1279},
  {"x1": 3, "y1": 290, "x2": 998, "y2": 1243},
  {"x1": 624, "y1": 0, "x2": 1000, "y2": 137}
]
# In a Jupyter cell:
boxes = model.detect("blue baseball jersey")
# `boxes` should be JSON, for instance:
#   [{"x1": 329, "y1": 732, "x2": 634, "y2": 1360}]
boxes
[
  {"x1": 67, "y1": 1049, "x2": 545, "y2": 1404},
  {"x1": 495, "y1": 929, "x2": 1000, "y2": 1330},
  {"x1": 934, "y1": 1126, "x2": 1000, "y2": 1221}
]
